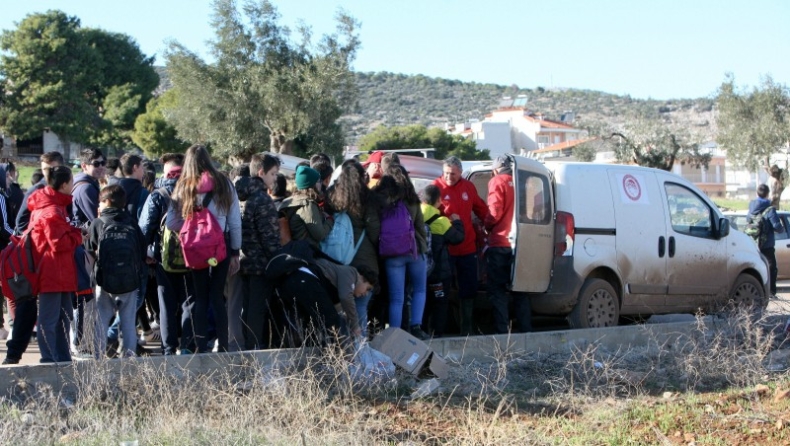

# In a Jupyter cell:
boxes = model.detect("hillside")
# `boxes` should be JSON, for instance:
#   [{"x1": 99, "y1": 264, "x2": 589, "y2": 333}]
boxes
[{"x1": 155, "y1": 67, "x2": 718, "y2": 143}]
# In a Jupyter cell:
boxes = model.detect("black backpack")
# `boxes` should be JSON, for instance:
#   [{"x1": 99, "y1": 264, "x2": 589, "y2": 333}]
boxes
[
  {"x1": 745, "y1": 206, "x2": 773, "y2": 247},
  {"x1": 95, "y1": 216, "x2": 142, "y2": 294}
]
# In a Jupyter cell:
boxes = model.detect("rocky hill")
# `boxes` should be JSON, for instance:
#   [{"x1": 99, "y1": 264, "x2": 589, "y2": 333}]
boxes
[{"x1": 155, "y1": 67, "x2": 718, "y2": 143}]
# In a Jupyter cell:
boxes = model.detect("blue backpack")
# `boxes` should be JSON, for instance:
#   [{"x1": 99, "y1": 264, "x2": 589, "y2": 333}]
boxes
[{"x1": 320, "y1": 211, "x2": 365, "y2": 265}]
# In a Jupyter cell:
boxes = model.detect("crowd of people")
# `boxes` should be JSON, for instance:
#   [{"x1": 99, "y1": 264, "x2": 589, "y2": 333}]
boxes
[{"x1": 0, "y1": 146, "x2": 531, "y2": 364}]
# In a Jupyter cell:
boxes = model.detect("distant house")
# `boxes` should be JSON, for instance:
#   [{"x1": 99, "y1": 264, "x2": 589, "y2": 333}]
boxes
[
  {"x1": 448, "y1": 95, "x2": 588, "y2": 158},
  {"x1": 1, "y1": 130, "x2": 84, "y2": 161}
]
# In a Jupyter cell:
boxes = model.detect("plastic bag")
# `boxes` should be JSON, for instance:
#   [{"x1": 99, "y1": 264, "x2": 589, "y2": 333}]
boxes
[{"x1": 348, "y1": 341, "x2": 396, "y2": 385}]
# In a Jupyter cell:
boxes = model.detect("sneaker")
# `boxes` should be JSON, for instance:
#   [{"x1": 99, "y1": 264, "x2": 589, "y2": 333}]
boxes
[
  {"x1": 410, "y1": 325, "x2": 431, "y2": 341},
  {"x1": 2, "y1": 356, "x2": 20, "y2": 365},
  {"x1": 142, "y1": 328, "x2": 161, "y2": 343},
  {"x1": 0, "y1": 327, "x2": 8, "y2": 341}
]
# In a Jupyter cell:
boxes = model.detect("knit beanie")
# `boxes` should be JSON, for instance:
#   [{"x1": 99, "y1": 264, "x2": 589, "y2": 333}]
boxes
[{"x1": 295, "y1": 165, "x2": 320, "y2": 190}]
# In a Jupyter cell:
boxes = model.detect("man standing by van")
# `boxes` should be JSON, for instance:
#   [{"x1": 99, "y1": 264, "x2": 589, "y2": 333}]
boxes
[
  {"x1": 485, "y1": 156, "x2": 531, "y2": 333},
  {"x1": 749, "y1": 184, "x2": 784, "y2": 298},
  {"x1": 433, "y1": 156, "x2": 488, "y2": 335}
]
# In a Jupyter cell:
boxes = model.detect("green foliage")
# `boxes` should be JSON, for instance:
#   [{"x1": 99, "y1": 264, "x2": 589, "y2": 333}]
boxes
[
  {"x1": 716, "y1": 74, "x2": 790, "y2": 171},
  {"x1": 0, "y1": 11, "x2": 157, "y2": 149},
  {"x1": 358, "y1": 124, "x2": 489, "y2": 160},
  {"x1": 606, "y1": 118, "x2": 710, "y2": 171},
  {"x1": 572, "y1": 143, "x2": 597, "y2": 162},
  {"x1": 132, "y1": 89, "x2": 190, "y2": 158},
  {"x1": 164, "y1": 0, "x2": 359, "y2": 160}
]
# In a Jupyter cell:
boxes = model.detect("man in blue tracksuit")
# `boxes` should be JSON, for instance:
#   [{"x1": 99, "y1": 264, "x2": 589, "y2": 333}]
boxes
[{"x1": 748, "y1": 183, "x2": 784, "y2": 298}]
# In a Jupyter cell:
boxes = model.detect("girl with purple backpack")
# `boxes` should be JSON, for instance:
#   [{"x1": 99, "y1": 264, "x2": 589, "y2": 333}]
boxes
[{"x1": 374, "y1": 164, "x2": 430, "y2": 340}]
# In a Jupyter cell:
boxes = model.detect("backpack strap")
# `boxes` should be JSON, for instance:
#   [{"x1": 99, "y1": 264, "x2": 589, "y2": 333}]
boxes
[{"x1": 425, "y1": 214, "x2": 441, "y2": 226}]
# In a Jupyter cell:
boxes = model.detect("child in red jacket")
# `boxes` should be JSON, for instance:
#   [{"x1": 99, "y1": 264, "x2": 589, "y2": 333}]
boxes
[{"x1": 28, "y1": 166, "x2": 83, "y2": 363}]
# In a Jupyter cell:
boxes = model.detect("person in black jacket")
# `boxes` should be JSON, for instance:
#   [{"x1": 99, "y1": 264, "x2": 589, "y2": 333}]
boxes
[
  {"x1": 138, "y1": 153, "x2": 190, "y2": 355},
  {"x1": 420, "y1": 184, "x2": 464, "y2": 337}
]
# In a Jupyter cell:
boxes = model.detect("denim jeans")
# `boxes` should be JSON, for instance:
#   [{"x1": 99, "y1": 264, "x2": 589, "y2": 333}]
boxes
[
  {"x1": 70, "y1": 294, "x2": 95, "y2": 352},
  {"x1": 107, "y1": 272, "x2": 147, "y2": 342},
  {"x1": 95, "y1": 287, "x2": 138, "y2": 358},
  {"x1": 355, "y1": 290, "x2": 372, "y2": 338},
  {"x1": 155, "y1": 265, "x2": 190, "y2": 355},
  {"x1": 385, "y1": 254, "x2": 427, "y2": 329},
  {"x1": 37, "y1": 292, "x2": 73, "y2": 363}
]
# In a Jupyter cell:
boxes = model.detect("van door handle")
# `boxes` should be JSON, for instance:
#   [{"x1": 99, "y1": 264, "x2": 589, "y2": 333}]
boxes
[
  {"x1": 658, "y1": 236, "x2": 665, "y2": 257},
  {"x1": 668, "y1": 236, "x2": 676, "y2": 258}
]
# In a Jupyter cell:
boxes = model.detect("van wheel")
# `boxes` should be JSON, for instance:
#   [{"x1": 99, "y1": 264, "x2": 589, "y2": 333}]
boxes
[
  {"x1": 568, "y1": 279, "x2": 620, "y2": 328},
  {"x1": 728, "y1": 274, "x2": 766, "y2": 314}
]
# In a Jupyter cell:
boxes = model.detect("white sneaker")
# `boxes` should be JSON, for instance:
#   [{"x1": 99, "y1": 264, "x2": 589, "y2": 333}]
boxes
[{"x1": 0, "y1": 327, "x2": 8, "y2": 341}]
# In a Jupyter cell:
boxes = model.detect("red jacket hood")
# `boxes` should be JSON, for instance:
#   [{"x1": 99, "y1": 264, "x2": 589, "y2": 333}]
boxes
[{"x1": 28, "y1": 186, "x2": 73, "y2": 211}]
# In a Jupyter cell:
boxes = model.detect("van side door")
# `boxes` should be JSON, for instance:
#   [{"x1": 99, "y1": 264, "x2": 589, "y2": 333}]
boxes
[
  {"x1": 511, "y1": 157, "x2": 555, "y2": 292},
  {"x1": 659, "y1": 177, "x2": 727, "y2": 309},
  {"x1": 607, "y1": 169, "x2": 668, "y2": 311}
]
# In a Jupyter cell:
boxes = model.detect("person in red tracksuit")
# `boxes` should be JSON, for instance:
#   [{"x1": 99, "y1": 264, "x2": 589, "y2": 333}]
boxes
[
  {"x1": 432, "y1": 156, "x2": 488, "y2": 335},
  {"x1": 485, "y1": 155, "x2": 531, "y2": 334}
]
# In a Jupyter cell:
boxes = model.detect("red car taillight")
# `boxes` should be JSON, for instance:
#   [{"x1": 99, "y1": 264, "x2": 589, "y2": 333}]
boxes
[{"x1": 554, "y1": 211, "x2": 575, "y2": 257}]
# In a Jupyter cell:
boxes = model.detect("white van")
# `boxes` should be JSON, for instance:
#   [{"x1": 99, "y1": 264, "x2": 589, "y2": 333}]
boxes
[{"x1": 464, "y1": 156, "x2": 769, "y2": 328}]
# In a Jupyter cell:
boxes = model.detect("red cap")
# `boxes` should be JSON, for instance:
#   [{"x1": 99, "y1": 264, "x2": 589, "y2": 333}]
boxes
[{"x1": 362, "y1": 151, "x2": 384, "y2": 167}]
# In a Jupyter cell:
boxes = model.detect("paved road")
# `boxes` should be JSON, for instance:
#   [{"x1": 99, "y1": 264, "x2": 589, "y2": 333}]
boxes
[{"x1": 3, "y1": 281, "x2": 790, "y2": 367}]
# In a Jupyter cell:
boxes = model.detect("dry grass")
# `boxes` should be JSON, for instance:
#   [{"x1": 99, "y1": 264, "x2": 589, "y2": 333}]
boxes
[{"x1": 1, "y1": 308, "x2": 790, "y2": 445}]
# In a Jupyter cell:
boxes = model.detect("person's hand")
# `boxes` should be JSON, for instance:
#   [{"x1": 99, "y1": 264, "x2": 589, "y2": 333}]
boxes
[
  {"x1": 145, "y1": 256, "x2": 157, "y2": 265},
  {"x1": 450, "y1": 213, "x2": 460, "y2": 221},
  {"x1": 229, "y1": 255, "x2": 240, "y2": 276}
]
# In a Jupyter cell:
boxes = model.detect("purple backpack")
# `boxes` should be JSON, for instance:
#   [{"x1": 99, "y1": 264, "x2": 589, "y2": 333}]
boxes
[{"x1": 379, "y1": 200, "x2": 417, "y2": 258}]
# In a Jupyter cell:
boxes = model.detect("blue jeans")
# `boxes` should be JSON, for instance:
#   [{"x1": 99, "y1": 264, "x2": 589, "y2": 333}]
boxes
[
  {"x1": 107, "y1": 272, "x2": 147, "y2": 342},
  {"x1": 37, "y1": 292, "x2": 73, "y2": 363},
  {"x1": 385, "y1": 254, "x2": 427, "y2": 329},
  {"x1": 95, "y1": 287, "x2": 138, "y2": 357},
  {"x1": 355, "y1": 290, "x2": 372, "y2": 338}
]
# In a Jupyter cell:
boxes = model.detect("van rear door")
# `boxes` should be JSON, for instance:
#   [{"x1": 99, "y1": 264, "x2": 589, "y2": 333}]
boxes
[{"x1": 511, "y1": 156, "x2": 555, "y2": 292}]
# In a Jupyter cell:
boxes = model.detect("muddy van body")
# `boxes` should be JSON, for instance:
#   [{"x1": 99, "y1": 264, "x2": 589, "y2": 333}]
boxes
[{"x1": 465, "y1": 157, "x2": 769, "y2": 328}]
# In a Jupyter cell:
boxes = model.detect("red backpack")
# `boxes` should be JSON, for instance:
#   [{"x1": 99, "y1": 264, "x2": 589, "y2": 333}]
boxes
[
  {"x1": 0, "y1": 232, "x2": 41, "y2": 304},
  {"x1": 179, "y1": 192, "x2": 227, "y2": 270}
]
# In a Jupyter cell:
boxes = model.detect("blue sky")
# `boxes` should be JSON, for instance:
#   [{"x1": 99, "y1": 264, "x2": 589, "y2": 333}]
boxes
[{"x1": 1, "y1": 0, "x2": 788, "y2": 100}]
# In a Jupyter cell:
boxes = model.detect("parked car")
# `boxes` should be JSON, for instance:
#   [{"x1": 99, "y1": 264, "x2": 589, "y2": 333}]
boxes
[{"x1": 724, "y1": 210, "x2": 790, "y2": 280}]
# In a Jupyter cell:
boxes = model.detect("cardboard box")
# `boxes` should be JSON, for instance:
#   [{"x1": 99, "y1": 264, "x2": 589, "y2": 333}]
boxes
[{"x1": 370, "y1": 327, "x2": 448, "y2": 379}]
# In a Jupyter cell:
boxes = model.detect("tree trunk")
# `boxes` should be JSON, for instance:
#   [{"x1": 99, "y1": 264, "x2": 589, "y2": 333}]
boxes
[{"x1": 269, "y1": 132, "x2": 294, "y2": 155}]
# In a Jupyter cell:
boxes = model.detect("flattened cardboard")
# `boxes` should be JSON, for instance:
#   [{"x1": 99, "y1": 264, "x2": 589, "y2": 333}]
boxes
[{"x1": 370, "y1": 327, "x2": 448, "y2": 379}]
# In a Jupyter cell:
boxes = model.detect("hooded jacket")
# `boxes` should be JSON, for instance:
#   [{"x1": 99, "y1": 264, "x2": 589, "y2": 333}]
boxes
[
  {"x1": 15, "y1": 178, "x2": 46, "y2": 235},
  {"x1": 484, "y1": 169, "x2": 515, "y2": 248},
  {"x1": 422, "y1": 203, "x2": 465, "y2": 282},
  {"x1": 748, "y1": 196, "x2": 784, "y2": 250},
  {"x1": 432, "y1": 176, "x2": 488, "y2": 256},
  {"x1": 28, "y1": 187, "x2": 83, "y2": 293},
  {"x1": 314, "y1": 258, "x2": 361, "y2": 334},
  {"x1": 118, "y1": 177, "x2": 149, "y2": 221},
  {"x1": 70, "y1": 172, "x2": 101, "y2": 230},
  {"x1": 236, "y1": 176, "x2": 280, "y2": 275},
  {"x1": 139, "y1": 177, "x2": 177, "y2": 261},
  {"x1": 279, "y1": 195, "x2": 334, "y2": 249}
]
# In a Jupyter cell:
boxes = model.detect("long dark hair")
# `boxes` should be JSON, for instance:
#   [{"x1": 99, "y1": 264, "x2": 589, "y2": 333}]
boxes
[
  {"x1": 327, "y1": 159, "x2": 368, "y2": 219},
  {"x1": 375, "y1": 164, "x2": 419, "y2": 206},
  {"x1": 173, "y1": 145, "x2": 233, "y2": 219}
]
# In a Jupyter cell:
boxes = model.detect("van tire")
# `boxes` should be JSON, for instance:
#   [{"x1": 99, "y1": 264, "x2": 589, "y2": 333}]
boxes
[
  {"x1": 568, "y1": 278, "x2": 620, "y2": 328},
  {"x1": 727, "y1": 274, "x2": 766, "y2": 316}
]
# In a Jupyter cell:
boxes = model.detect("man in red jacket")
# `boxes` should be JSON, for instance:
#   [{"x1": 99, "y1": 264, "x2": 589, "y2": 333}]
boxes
[
  {"x1": 28, "y1": 166, "x2": 83, "y2": 363},
  {"x1": 432, "y1": 156, "x2": 488, "y2": 335},
  {"x1": 485, "y1": 155, "x2": 531, "y2": 334}
]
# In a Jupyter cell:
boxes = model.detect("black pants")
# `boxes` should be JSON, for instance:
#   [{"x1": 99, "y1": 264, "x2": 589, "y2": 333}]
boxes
[
  {"x1": 5, "y1": 297, "x2": 37, "y2": 360},
  {"x1": 762, "y1": 247, "x2": 778, "y2": 295},
  {"x1": 450, "y1": 253, "x2": 478, "y2": 301},
  {"x1": 156, "y1": 265, "x2": 191, "y2": 355},
  {"x1": 276, "y1": 270, "x2": 344, "y2": 346},
  {"x1": 186, "y1": 257, "x2": 230, "y2": 353},
  {"x1": 241, "y1": 274, "x2": 272, "y2": 350},
  {"x1": 487, "y1": 247, "x2": 532, "y2": 333}
]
